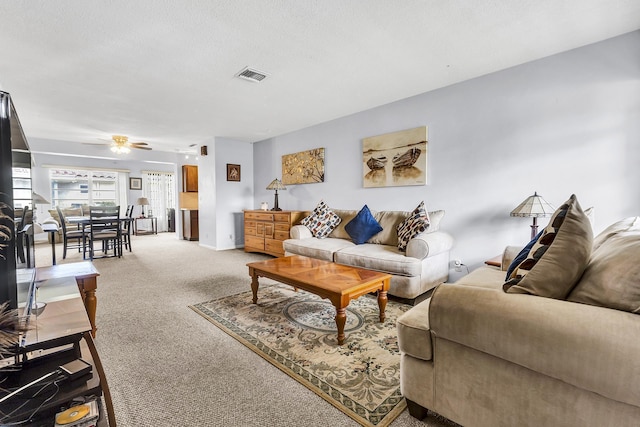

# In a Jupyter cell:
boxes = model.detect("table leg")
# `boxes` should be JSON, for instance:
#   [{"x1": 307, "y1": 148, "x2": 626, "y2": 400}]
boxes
[
  {"x1": 49, "y1": 231, "x2": 56, "y2": 265},
  {"x1": 377, "y1": 289, "x2": 388, "y2": 323},
  {"x1": 335, "y1": 307, "x2": 347, "y2": 345},
  {"x1": 250, "y1": 269, "x2": 259, "y2": 304},
  {"x1": 76, "y1": 277, "x2": 98, "y2": 338}
]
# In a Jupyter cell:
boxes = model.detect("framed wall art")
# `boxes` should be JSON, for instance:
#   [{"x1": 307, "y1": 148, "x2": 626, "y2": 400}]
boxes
[
  {"x1": 129, "y1": 177, "x2": 142, "y2": 190},
  {"x1": 362, "y1": 126, "x2": 427, "y2": 188},
  {"x1": 282, "y1": 147, "x2": 325, "y2": 185},
  {"x1": 227, "y1": 164, "x2": 241, "y2": 182}
]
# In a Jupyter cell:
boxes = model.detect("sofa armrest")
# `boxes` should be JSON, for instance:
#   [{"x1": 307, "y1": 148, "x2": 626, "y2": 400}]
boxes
[
  {"x1": 500, "y1": 245, "x2": 522, "y2": 271},
  {"x1": 406, "y1": 231, "x2": 454, "y2": 260},
  {"x1": 289, "y1": 224, "x2": 312, "y2": 239},
  {"x1": 429, "y1": 283, "x2": 640, "y2": 407}
]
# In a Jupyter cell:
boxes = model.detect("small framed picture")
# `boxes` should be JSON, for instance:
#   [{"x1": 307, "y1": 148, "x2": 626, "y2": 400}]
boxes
[
  {"x1": 227, "y1": 164, "x2": 241, "y2": 182},
  {"x1": 130, "y1": 177, "x2": 142, "y2": 190}
]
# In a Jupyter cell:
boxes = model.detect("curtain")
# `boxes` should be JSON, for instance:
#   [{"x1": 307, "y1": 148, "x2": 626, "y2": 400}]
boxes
[
  {"x1": 118, "y1": 173, "x2": 128, "y2": 214},
  {"x1": 141, "y1": 171, "x2": 175, "y2": 232}
]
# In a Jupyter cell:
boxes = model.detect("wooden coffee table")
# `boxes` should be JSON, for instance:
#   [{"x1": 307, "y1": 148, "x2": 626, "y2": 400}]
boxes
[{"x1": 247, "y1": 255, "x2": 391, "y2": 345}]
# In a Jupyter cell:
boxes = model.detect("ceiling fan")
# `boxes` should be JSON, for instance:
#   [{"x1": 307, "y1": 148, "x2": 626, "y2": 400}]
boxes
[{"x1": 84, "y1": 135, "x2": 152, "y2": 153}]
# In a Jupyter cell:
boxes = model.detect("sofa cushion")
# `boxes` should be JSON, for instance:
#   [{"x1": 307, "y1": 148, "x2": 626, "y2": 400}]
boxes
[
  {"x1": 591, "y1": 216, "x2": 640, "y2": 251},
  {"x1": 567, "y1": 217, "x2": 640, "y2": 313},
  {"x1": 397, "y1": 297, "x2": 433, "y2": 361},
  {"x1": 426, "y1": 210, "x2": 444, "y2": 232},
  {"x1": 369, "y1": 211, "x2": 407, "y2": 246},
  {"x1": 334, "y1": 244, "x2": 422, "y2": 277},
  {"x1": 329, "y1": 209, "x2": 361, "y2": 240},
  {"x1": 300, "y1": 200, "x2": 342, "y2": 238},
  {"x1": 344, "y1": 205, "x2": 383, "y2": 245},
  {"x1": 397, "y1": 201, "x2": 430, "y2": 251},
  {"x1": 503, "y1": 194, "x2": 593, "y2": 299},
  {"x1": 283, "y1": 237, "x2": 354, "y2": 262}
]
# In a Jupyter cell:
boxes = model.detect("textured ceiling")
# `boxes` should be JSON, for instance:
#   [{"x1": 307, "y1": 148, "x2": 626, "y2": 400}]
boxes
[{"x1": 1, "y1": 0, "x2": 639, "y2": 153}]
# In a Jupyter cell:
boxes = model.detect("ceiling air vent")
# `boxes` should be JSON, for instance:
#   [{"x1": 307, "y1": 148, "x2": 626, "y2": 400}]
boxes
[{"x1": 235, "y1": 67, "x2": 268, "y2": 83}]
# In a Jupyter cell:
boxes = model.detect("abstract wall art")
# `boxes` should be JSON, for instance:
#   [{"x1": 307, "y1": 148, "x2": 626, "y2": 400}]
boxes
[{"x1": 282, "y1": 148, "x2": 325, "y2": 185}]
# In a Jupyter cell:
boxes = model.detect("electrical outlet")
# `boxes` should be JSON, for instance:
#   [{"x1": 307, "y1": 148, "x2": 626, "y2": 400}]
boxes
[{"x1": 454, "y1": 259, "x2": 462, "y2": 267}]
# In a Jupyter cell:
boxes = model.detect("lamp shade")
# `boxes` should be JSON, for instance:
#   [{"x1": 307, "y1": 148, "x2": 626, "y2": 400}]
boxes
[
  {"x1": 32, "y1": 192, "x2": 50, "y2": 204},
  {"x1": 510, "y1": 192, "x2": 554, "y2": 218},
  {"x1": 266, "y1": 178, "x2": 286, "y2": 191},
  {"x1": 137, "y1": 197, "x2": 149, "y2": 206}
]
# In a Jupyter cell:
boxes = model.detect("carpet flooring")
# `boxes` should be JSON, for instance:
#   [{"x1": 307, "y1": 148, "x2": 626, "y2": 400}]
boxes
[
  {"x1": 191, "y1": 285, "x2": 410, "y2": 427},
  {"x1": 34, "y1": 233, "x2": 455, "y2": 427}
]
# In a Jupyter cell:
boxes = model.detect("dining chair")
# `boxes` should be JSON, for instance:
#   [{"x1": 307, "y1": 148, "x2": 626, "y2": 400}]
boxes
[
  {"x1": 87, "y1": 205, "x2": 122, "y2": 260},
  {"x1": 121, "y1": 204, "x2": 134, "y2": 252},
  {"x1": 15, "y1": 206, "x2": 32, "y2": 265},
  {"x1": 57, "y1": 206, "x2": 86, "y2": 259}
]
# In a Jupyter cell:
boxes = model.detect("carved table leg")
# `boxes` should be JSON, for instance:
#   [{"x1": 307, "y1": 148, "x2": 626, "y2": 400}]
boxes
[
  {"x1": 335, "y1": 307, "x2": 347, "y2": 345},
  {"x1": 76, "y1": 277, "x2": 98, "y2": 338},
  {"x1": 250, "y1": 269, "x2": 259, "y2": 304},
  {"x1": 377, "y1": 289, "x2": 388, "y2": 323}
]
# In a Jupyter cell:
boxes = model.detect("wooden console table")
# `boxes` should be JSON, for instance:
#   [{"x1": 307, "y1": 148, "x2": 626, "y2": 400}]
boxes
[{"x1": 35, "y1": 262, "x2": 100, "y2": 338}]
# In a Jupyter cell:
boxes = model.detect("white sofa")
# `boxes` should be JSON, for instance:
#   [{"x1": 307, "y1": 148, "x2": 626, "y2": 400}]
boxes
[{"x1": 283, "y1": 209, "x2": 454, "y2": 299}]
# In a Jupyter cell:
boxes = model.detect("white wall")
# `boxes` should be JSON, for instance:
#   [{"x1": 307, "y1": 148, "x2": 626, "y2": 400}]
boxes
[
  {"x1": 253, "y1": 30, "x2": 640, "y2": 269},
  {"x1": 198, "y1": 137, "x2": 254, "y2": 250}
]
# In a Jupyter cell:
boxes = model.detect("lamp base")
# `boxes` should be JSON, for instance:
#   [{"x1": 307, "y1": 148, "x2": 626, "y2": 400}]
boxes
[{"x1": 271, "y1": 191, "x2": 282, "y2": 211}]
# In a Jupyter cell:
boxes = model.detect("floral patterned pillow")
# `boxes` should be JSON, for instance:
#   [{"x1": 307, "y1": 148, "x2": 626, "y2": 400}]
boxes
[
  {"x1": 301, "y1": 200, "x2": 342, "y2": 238},
  {"x1": 396, "y1": 201, "x2": 431, "y2": 251}
]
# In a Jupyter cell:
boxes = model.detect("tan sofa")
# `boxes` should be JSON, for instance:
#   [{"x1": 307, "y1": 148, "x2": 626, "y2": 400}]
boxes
[
  {"x1": 397, "y1": 216, "x2": 640, "y2": 426},
  {"x1": 284, "y1": 208, "x2": 454, "y2": 299}
]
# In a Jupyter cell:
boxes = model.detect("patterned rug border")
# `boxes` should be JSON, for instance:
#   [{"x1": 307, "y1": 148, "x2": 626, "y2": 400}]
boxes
[{"x1": 189, "y1": 285, "x2": 407, "y2": 427}]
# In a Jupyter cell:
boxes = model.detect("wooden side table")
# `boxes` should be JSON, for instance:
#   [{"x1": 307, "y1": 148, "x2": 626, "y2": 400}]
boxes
[
  {"x1": 484, "y1": 255, "x2": 502, "y2": 268},
  {"x1": 35, "y1": 262, "x2": 100, "y2": 338},
  {"x1": 134, "y1": 217, "x2": 158, "y2": 235}
]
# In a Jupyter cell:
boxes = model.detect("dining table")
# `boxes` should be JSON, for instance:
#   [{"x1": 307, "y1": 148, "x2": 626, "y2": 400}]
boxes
[{"x1": 65, "y1": 215, "x2": 131, "y2": 259}]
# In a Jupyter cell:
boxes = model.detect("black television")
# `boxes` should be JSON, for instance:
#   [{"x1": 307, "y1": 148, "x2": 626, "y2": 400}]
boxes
[{"x1": 0, "y1": 91, "x2": 35, "y2": 311}]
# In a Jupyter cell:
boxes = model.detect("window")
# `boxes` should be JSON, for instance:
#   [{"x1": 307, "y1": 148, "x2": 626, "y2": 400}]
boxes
[
  {"x1": 50, "y1": 168, "x2": 124, "y2": 209},
  {"x1": 142, "y1": 171, "x2": 175, "y2": 232},
  {"x1": 12, "y1": 167, "x2": 31, "y2": 209}
]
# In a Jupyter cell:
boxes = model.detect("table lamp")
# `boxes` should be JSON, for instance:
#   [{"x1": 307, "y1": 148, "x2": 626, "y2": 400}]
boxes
[
  {"x1": 32, "y1": 192, "x2": 50, "y2": 223},
  {"x1": 510, "y1": 192, "x2": 555, "y2": 239},
  {"x1": 266, "y1": 178, "x2": 286, "y2": 211},
  {"x1": 137, "y1": 197, "x2": 149, "y2": 218}
]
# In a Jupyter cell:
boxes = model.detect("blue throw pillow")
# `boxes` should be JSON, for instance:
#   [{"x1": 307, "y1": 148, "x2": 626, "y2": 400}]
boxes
[
  {"x1": 505, "y1": 231, "x2": 543, "y2": 280},
  {"x1": 345, "y1": 205, "x2": 383, "y2": 245}
]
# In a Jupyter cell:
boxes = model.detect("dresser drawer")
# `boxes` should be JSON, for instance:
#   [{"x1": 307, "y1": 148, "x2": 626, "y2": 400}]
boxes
[
  {"x1": 274, "y1": 230, "x2": 290, "y2": 241},
  {"x1": 245, "y1": 235, "x2": 265, "y2": 250},
  {"x1": 245, "y1": 224, "x2": 257, "y2": 236},
  {"x1": 274, "y1": 222, "x2": 290, "y2": 231},
  {"x1": 245, "y1": 212, "x2": 274, "y2": 221},
  {"x1": 265, "y1": 239, "x2": 284, "y2": 255},
  {"x1": 273, "y1": 213, "x2": 291, "y2": 222}
]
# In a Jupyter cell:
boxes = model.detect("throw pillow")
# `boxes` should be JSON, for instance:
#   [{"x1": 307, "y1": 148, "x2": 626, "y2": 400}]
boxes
[
  {"x1": 344, "y1": 205, "x2": 383, "y2": 245},
  {"x1": 396, "y1": 201, "x2": 431, "y2": 252},
  {"x1": 504, "y1": 231, "x2": 543, "y2": 280},
  {"x1": 300, "y1": 200, "x2": 342, "y2": 239},
  {"x1": 503, "y1": 194, "x2": 593, "y2": 299}
]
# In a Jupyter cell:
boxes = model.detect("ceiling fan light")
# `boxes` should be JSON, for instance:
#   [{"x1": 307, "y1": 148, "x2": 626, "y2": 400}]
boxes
[{"x1": 111, "y1": 145, "x2": 130, "y2": 154}]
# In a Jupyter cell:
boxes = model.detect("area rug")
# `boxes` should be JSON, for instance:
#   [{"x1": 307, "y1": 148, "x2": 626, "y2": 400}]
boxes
[{"x1": 190, "y1": 284, "x2": 411, "y2": 427}]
